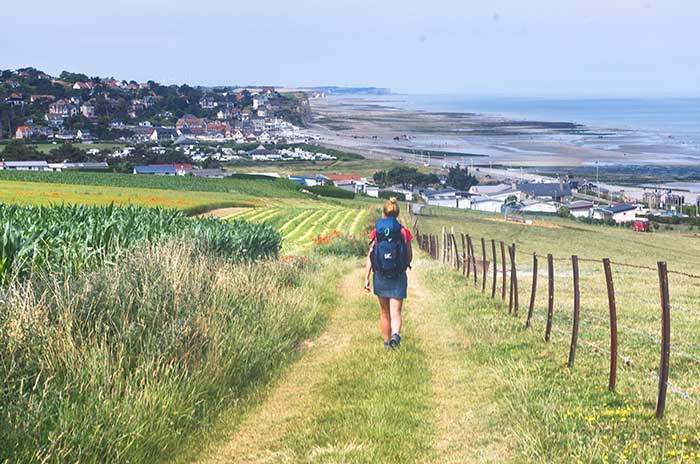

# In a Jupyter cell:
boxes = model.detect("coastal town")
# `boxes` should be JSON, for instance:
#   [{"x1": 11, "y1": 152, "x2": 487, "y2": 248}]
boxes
[{"x1": 0, "y1": 67, "x2": 311, "y2": 145}]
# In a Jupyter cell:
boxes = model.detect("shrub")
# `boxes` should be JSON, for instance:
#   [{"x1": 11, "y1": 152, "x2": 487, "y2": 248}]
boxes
[
  {"x1": 313, "y1": 230, "x2": 368, "y2": 257},
  {"x1": 308, "y1": 185, "x2": 355, "y2": 199},
  {"x1": 379, "y1": 190, "x2": 406, "y2": 201}
]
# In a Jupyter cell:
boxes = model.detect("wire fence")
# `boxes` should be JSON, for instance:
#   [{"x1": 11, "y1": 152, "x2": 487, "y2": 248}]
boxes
[{"x1": 413, "y1": 221, "x2": 700, "y2": 420}]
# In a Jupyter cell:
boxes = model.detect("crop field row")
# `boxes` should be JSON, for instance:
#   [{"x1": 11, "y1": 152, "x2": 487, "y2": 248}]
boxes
[
  {"x1": 0, "y1": 179, "x2": 257, "y2": 212},
  {"x1": 0, "y1": 171, "x2": 305, "y2": 197},
  {"x1": 228, "y1": 205, "x2": 374, "y2": 252}
]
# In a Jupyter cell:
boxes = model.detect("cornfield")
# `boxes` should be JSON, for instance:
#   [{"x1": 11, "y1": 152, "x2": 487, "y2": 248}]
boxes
[{"x1": 0, "y1": 203, "x2": 281, "y2": 283}]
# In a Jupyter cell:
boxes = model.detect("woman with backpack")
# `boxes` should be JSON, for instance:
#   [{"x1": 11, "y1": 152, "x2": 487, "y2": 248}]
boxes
[{"x1": 364, "y1": 197, "x2": 413, "y2": 349}]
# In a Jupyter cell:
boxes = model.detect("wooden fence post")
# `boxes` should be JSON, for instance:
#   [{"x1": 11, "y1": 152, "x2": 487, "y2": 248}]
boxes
[
  {"x1": 508, "y1": 245, "x2": 514, "y2": 313},
  {"x1": 656, "y1": 261, "x2": 671, "y2": 419},
  {"x1": 471, "y1": 238, "x2": 478, "y2": 286},
  {"x1": 441, "y1": 226, "x2": 446, "y2": 264},
  {"x1": 545, "y1": 254, "x2": 554, "y2": 342},
  {"x1": 568, "y1": 255, "x2": 581, "y2": 367},
  {"x1": 461, "y1": 233, "x2": 467, "y2": 276},
  {"x1": 603, "y1": 258, "x2": 618, "y2": 391},
  {"x1": 491, "y1": 239, "x2": 497, "y2": 298},
  {"x1": 481, "y1": 238, "x2": 487, "y2": 293},
  {"x1": 500, "y1": 241, "x2": 507, "y2": 301},
  {"x1": 510, "y1": 243, "x2": 519, "y2": 315},
  {"x1": 452, "y1": 234, "x2": 460, "y2": 269},
  {"x1": 466, "y1": 235, "x2": 473, "y2": 278},
  {"x1": 526, "y1": 253, "x2": 538, "y2": 328}
]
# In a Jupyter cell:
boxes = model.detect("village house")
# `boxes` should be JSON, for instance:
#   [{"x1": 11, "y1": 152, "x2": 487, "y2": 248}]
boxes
[
  {"x1": 80, "y1": 102, "x2": 96, "y2": 118},
  {"x1": 199, "y1": 96, "x2": 217, "y2": 109},
  {"x1": 15, "y1": 126, "x2": 33, "y2": 139},
  {"x1": 566, "y1": 200, "x2": 595, "y2": 218},
  {"x1": 49, "y1": 99, "x2": 78, "y2": 117},
  {"x1": 519, "y1": 199, "x2": 560, "y2": 215},
  {"x1": 72, "y1": 81, "x2": 94, "y2": 90},
  {"x1": 1, "y1": 161, "x2": 52, "y2": 171},
  {"x1": 470, "y1": 196, "x2": 505, "y2": 213},
  {"x1": 423, "y1": 188, "x2": 471, "y2": 209},
  {"x1": 288, "y1": 175, "x2": 327, "y2": 187},
  {"x1": 176, "y1": 114, "x2": 206, "y2": 130},
  {"x1": 517, "y1": 181, "x2": 572, "y2": 202},
  {"x1": 592, "y1": 204, "x2": 637, "y2": 223},
  {"x1": 4, "y1": 92, "x2": 25, "y2": 107},
  {"x1": 30, "y1": 94, "x2": 56, "y2": 103}
]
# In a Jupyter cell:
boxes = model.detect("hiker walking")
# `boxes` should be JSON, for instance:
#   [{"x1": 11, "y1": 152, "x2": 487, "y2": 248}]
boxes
[{"x1": 364, "y1": 197, "x2": 413, "y2": 349}]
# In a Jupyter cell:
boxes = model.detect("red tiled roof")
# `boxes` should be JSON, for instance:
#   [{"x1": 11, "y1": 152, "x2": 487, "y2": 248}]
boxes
[{"x1": 324, "y1": 174, "x2": 362, "y2": 182}]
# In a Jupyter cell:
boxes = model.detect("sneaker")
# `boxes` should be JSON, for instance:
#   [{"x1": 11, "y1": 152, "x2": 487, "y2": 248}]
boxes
[
  {"x1": 389, "y1": 333, "x2": 401, "y2": 349},
  {"x1": 383, "y1": 340, "x2": 391, "y2": 349}
]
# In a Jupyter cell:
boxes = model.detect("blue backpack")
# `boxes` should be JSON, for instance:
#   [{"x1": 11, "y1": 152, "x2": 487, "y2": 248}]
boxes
[{"x1": 371, "y1": 217, "x2": 408, "y2": 278}]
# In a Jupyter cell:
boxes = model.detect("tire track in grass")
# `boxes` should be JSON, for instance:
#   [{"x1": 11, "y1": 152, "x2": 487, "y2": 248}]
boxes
[
  {"x1": 277, "y1": 210, "x2": 309, "y2": 234},
  {"x1": 324, "y1": 208, "x2": 347, "y2": 232},
  {"x1": 244, "y1": 207, "x2": 278, "y2": 223},
  {"x1": 296, "y1": 209, "x2": 336, "y2": 245},
  {"x1": 249, "y1": 208, "x2": 281, "y2": 224},
  {"x1": 198, "y1": 268, "x2": 365, "y2": 464},
  {"x1": 413, "y1": 259, "x2": 510, "y2": 463},
  {"x1": 335, "y1": 208, "x2": 358, "y2": 232},
  {"x1": 349, "y1": 207, "x2": 371, "y2": 236},
  {"x1": 282, "y1": 209, "x2": 324, "y2": 241}
]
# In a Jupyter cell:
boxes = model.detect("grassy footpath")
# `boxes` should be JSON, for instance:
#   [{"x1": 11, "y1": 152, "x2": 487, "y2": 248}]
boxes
[{"x1": 423, "y1": 262, "x2": 700, "y2": 462}]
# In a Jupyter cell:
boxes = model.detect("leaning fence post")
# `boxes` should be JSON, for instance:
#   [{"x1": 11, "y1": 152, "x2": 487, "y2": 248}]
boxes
[
  {"x1": 500, "y1": 241, "x2": 507, "y2": 301},
  {"x1": 568, "y1": 255, "x2": 581, "y2": 367},
  {"x1": 656, "y1": 261, "x2": 671, "y2": 419},
  {"x1": 510, "y1": 243, "x2": 519, "y2": 315},
  {"x1": 603, "y1": 258, "x2": 618, "y2": 391},
  {"x1": 481, "y1": 238, "x2": 487, "y2": 293},
  {"x1": 526, "y1": 253, "x2": 538, "y2": 328},
  {"x1": 470, "y1": 238, "x2": 477, "y2": 286},
  {"x1": 545, "y1": 254, "x2": 554, "y2": 341},
  {"x1": 491, "y1": 239, "x2": 497, "y2": 298},
  {"x1": 461, "y1": 233, "x2": 467, "y2": 276}
]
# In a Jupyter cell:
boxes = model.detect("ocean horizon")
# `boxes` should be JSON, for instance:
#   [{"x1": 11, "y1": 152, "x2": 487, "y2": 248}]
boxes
[{"x1": 378, "y1": 94, "x2": 700, "y2": 146}]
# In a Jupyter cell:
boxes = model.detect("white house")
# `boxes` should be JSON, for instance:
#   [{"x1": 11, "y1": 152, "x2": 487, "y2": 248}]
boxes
[
  {"x1": 366, "y1": 186, "x2": 379, "y2": 198},
  {"x1": 470, "y1": 196, "x2": 504, "y2": 213},
  {"x1": 567, "y1": 201, "x2": 594, "y2": 218},
  {"x1": 520, "y1": 200, "x2": 559, "y2": 214},
  {"x1": 592, "y1": 204, "x2": 637, "y2": 223}
]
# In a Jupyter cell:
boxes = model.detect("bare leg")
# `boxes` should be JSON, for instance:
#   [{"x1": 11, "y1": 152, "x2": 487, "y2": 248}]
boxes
[
  {"x1": 378, "y1": 297, "x2": 391, "y2": 341},
  {"x1": 389, "y1": 298, "x2": 403, "y2": 335}
]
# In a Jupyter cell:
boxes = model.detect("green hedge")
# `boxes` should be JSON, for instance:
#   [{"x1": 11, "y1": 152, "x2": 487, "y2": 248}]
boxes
[{"x1": 308, "y1": 185, "x2": 355, "y2": 199}]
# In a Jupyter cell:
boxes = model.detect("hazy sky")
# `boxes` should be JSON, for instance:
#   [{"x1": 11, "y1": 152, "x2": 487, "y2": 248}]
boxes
[{"x1": 2, "y1": 0, "x2": 698, "y2": 96}]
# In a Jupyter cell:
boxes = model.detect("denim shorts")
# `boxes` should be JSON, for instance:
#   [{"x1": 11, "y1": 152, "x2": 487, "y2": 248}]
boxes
[{"x1": 373, "y1": 271, "x2": 408, "y2": 299}]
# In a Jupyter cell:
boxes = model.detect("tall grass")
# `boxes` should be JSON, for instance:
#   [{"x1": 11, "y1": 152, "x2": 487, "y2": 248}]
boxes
[{"x1": 0, "y1": 241, "x2": 339, "y2": 463}]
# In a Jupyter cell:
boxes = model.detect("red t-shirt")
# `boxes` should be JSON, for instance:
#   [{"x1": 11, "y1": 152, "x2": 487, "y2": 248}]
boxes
[{"x1": 369, "y1": 226, "x2": 413, "y2": 243}]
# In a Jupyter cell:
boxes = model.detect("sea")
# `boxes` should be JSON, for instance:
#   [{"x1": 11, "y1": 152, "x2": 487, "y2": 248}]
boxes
[{"x1": 382, "y1": 94, "x2": 700, "y2": 146}]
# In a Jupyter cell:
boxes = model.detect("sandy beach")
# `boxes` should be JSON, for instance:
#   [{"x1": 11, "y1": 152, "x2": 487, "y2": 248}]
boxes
[{"x1": 306, "y1": 96, "x2": 700, "y2": 169}]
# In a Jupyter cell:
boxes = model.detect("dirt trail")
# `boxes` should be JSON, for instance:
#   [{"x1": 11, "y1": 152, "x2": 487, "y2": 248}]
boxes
[
  {"x1": 198, "y1": 269, "x2": 363, "y2": 464},
  {"x1": 409, "y1": 264, "x2": 510, "y2": 463}
]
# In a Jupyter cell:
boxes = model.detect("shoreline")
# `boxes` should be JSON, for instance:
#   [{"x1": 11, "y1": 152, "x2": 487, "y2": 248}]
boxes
[{"x1": 305, "y1": 95, "x2": 700, "y2": 170}]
